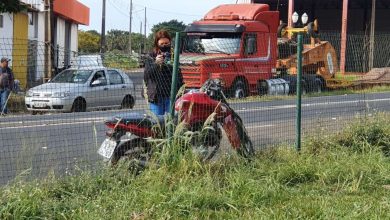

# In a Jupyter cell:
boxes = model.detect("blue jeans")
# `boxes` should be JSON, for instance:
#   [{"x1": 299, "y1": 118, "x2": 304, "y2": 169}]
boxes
[
  {"x1": 0, "y1": 89, "x2": 10, "y2": 114},
  {"x1": 149, "y1": 97, "x2": 170, "y2": 116}
]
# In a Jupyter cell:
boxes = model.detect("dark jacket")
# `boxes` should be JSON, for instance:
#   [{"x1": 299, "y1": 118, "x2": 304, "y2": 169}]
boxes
[
  {"x1": 0, "y1": 67, "x2": 14, "y2": 90},
  {"x1": 144, "y1": 52, "x2": 184, "y2": 104}
]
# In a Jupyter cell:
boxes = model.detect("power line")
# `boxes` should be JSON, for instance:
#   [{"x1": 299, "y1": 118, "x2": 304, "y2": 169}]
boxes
[
  {"x1": 112, "y1": 0, "x2": 202, "y2": 17},
  {"x1": 146, "y1": 7, "x2": 201, "y2": 17},
  {"x1": 108, "y1": 0, "x2": 131, "y2": 17}
]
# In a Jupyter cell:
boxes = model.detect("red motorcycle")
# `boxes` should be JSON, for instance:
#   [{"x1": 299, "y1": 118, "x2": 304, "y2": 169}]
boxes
[{"x1": 98, "y1": 79, "x2": 254, "y2": 165}]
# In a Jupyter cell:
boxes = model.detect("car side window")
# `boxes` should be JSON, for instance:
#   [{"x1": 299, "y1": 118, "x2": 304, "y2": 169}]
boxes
[
  {"x1": 107, "y1": 70, "x2": 124, "y2": 85},
  {"x1": 91, "y1": 70, "x2": 107, "y2": 86},
  {"x1": 244, "y1": 33, "x2": 257, "y2": 56}
]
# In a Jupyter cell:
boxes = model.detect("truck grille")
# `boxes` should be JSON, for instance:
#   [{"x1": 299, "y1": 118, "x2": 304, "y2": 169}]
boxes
[{"x1": 181, "y1": 65, "x2": 201, "y2": 88}]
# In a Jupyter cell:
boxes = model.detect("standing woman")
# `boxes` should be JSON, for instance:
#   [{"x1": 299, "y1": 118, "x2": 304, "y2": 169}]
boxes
[{"x1": 144, "y1": 30, "x2": 183, "y2": 115}]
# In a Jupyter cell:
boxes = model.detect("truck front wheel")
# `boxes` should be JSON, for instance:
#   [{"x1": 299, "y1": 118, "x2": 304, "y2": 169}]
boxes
[
  {"x1": 231, "y1": 79, "x2": 248, "y2": 98},
  {"x1": 313, "y1": 79, "x2": 323, "y2": 93}
]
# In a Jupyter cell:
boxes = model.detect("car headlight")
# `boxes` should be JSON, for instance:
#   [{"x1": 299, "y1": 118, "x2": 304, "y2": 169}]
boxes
[
  {"x1": 52, "y1": 92, "x2": 71, "y2": 98},
  {"x1": 26, "y1": 90, "x2": 34, "y2": 97}
]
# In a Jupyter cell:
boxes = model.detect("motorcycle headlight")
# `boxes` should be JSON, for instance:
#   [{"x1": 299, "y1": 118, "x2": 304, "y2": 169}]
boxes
[{"x1": 52, "y1": 91, "x2": 71, "y2": 98}]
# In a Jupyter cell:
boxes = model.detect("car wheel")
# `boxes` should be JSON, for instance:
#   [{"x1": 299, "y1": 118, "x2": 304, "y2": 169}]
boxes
[
  {"x1": 31, "y1": 111, "x2": 38, "y2": 115},
  {"x1": 121, "y1": 95, "x2": 135, "y2": 109},
  {"x1": 231, "y1": 79, "x2": 248, "y2": 99},
  {"x1": 71, "y1": 98, "x2": 87, "y2": 112}
]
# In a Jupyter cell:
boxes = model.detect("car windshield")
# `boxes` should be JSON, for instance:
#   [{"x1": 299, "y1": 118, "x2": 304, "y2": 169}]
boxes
[
  {"x1": 50, "y1": 70, "x2": 93, "y2": 84},
  {"x1": 183, "y1": 33, "x2": 241, "y2": 54}
]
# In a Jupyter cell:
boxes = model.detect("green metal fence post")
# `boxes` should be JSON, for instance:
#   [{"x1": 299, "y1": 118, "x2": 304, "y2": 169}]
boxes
[
  {"x1": 168, "y1": 32, "x2": 181, "y2": 138},
  {"x1": 296, "y1": 33, "x2": 303, "y2": 152}
]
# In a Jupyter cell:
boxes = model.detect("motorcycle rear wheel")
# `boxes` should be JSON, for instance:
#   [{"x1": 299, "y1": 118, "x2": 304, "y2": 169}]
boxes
[{"x1": 111, "y1": 137, "x2": 152, "y2": 171}]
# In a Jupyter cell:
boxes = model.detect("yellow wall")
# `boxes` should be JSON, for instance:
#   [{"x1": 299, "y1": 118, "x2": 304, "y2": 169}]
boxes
[{"x1": 12, "y1": 13, "x2": 28, "y2": 88}]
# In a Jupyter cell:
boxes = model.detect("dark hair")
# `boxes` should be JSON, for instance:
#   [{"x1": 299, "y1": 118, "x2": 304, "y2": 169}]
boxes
[{"x1": 153, "y1": 30, "x2": 171, "y2": 53}]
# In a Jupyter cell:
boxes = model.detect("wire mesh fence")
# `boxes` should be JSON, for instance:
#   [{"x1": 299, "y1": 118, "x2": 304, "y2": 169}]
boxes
[{"x1": 0, "y1": 32, "x2": 389, "y2": 185}]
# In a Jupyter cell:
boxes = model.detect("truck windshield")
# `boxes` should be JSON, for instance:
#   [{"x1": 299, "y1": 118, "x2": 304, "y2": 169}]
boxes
[
  {"x1": 184, "y1": 33, "x2": 241, "y2": 55},
  {"x1": 50, "y1": 70, "x2": 93, "y2": 84}
]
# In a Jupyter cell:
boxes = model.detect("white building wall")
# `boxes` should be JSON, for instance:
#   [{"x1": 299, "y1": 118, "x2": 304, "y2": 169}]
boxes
[
  {"x1": 70, "y1": 23, "x2": 78, "y2": 64},
  {"x1": 28, "y1": 12, "x2": 37, "y2": 39},
  {"x1": 21, "y1": 0, "x2": 45, "y2": 11},
  {"x1": 70, "y1": 23, "x2": 78, "y2": 53},
  {"x1": 35, "y1": 12, "x2": 46, "y2": 80},
  {"x1": 0, "y1": 13, "x2": 14, "y2": 66},
  {"x1": 56, "y1": 18, "x2": 66, "y2": 68}
]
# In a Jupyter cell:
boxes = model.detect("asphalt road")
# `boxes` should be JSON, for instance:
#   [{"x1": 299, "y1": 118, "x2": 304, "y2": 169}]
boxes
[{"x1": 0, "y1": 73, "x2": 389, "y2": 184}]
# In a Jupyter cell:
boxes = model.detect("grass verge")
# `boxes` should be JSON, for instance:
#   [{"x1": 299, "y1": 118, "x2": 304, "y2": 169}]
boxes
[{"x1": 1, "y1": 114, "x2": 390, "y2": 219}]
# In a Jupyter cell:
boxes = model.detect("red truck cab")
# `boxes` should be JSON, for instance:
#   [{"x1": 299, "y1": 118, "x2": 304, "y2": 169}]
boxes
[{"x1": 181, "y1": 4, "x2": 279, "y2": 97}]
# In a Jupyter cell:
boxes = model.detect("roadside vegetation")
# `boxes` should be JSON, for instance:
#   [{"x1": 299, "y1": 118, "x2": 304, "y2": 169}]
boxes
[
  {"x1": 7, "y1": 93, "x2": 27, "y2": 114},
  {"x1": 1, "y1": 114, "x2": 389, "y2": 219},
  {"x1": 103, "y1": 52, "x2": 139, "y2": 70},
  {"x1": 230, "y1": 85, "x2": 390, "y2": 103}
]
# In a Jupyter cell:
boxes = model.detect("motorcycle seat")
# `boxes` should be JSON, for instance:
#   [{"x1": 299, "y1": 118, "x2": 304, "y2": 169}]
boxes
[{"x1": 114, "y1": 112, "x2": 165, "y2": 128}]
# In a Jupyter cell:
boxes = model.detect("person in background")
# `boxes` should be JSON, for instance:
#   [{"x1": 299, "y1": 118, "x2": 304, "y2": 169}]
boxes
[
  {"x1": 0, "y1": 57, "x2": 14, "y2": 115},
  {"x1": 143, "y1": 30, "x2": 183, "y2": 115}
]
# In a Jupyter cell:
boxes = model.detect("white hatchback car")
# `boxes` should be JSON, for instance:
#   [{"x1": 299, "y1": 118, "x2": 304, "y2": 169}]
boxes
[{"x1": 25, "y1": 67, "x2": 136, "y2": 113}]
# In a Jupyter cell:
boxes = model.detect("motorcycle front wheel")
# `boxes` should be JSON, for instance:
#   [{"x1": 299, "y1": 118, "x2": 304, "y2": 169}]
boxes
[
  {"x1": 191, "y1": 122, "x2": 222, "y2": 162},
  {"x1": 234, "y1": 117, "x2": 255, "y2": 158}
]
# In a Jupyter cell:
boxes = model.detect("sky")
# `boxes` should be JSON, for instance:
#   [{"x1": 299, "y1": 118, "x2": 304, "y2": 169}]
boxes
[{"x1": 78, "y1": 0, "x2": 237, "y2": 35}]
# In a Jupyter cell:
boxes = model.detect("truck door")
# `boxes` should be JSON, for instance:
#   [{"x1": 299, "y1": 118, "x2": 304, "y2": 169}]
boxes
[
  {"x1": 239, "y1": 33, "x2": 271, "y2": 82},
  {"x1": 238, "y1": 33, "x2": 259, "y2": 84}
]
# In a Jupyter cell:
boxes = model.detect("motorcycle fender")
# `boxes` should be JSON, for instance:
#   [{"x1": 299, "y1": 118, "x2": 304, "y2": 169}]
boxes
[
  {"x1": 222, "y1": 115, "x2": 241, "y2": 149},
  {"x1": 114, "y1": 138, "x2": 141, "y2": 155}
]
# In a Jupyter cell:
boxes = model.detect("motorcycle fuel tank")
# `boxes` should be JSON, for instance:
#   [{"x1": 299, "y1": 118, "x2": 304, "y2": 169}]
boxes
[{"x1": 175, "y1": 91, "x2": 221, "y2": 124}]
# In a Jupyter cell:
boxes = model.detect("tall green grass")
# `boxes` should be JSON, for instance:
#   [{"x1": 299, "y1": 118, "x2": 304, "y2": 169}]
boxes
[{"x1": 1, "y1": 114, "x2": 390, "y2": 219}]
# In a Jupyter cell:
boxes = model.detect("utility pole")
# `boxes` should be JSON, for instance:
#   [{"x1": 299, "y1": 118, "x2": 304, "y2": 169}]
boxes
[
  {"x1": 340, "y1": 0, "x2": 349, "y2": 75},
  {"x1": 369, "y1": 0, "x2": 376, "y2": 70},
  {"x1": 100, "y1": 0, "x2": 106, "y2": 53},
  {"x1": 288, "y1": 0, "x2": 294, "y2": 28},
  {"x1": 144, "y1": 7, "x2": 147, "y2": 53},
  {"x1": 44, "y1": 0, "x2": 52, "y2": 82},
  {"x1": 140, "y1": 21, "x2": 143, "y2": 55},
  {"x1": 129, "y1": 0, "x2": 133, "y2": 55}
]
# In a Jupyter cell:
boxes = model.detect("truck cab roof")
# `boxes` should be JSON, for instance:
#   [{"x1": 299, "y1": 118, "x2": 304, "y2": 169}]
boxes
[
  {"x1": 186, "y1": 4, "x2": 279, "y2": 33},
  {"x1": 203, "y1": 4, "x2": 270, "y2": 21}
]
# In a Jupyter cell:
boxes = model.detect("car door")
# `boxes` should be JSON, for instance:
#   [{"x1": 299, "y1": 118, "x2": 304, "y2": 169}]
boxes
[
  {"x1": 106, "y1": 69, "x2": 127, "y2": 106},
  {"x1": 86, "y1": 70, "x2": 110, "y2": 108}
]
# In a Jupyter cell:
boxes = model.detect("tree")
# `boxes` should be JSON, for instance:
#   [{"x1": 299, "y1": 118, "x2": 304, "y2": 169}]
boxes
[
  {"x1": 106, "y1": 29, "x2": 147, "y2": 53},
  {"x1": 151, "y1": 19, "x2": 187, "y2": 39},
  {"x1": 106, "y1": 30, "x2": 129, "y2": 51},
  {"x1": 0, "y1": 0, "x2": 27, "y2": 13},
  {"x1": 78, "y1": 30, "x2": 101, "y2": 53},
  {"x1": 130, "y1": 32, "x2": 147, "y2": 54}
]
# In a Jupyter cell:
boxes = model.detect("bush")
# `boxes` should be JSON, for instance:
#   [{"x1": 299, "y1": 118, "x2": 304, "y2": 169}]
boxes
[
  {"x1": 103, "y1": 52, "x2": 139, "y2": 70},
  {"x1": 7, "y1": 93, "x2": 27, "y2": 113},
  {"x1": 335, "y1": 114, "x2": 390, "y2": 156}
]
